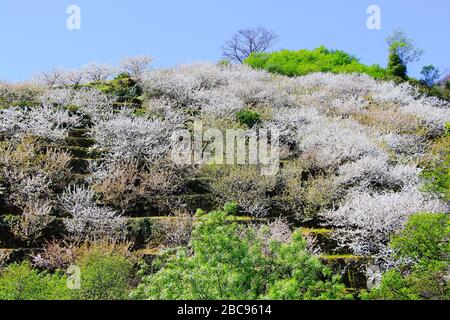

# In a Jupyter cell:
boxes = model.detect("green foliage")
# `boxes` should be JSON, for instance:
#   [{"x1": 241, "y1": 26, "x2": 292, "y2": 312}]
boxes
[
  {"x1": 236, "y1": 109, "x2": 261, "y2": 128},
  {"x1": 131, "y1": 204, "x2": 348, "y2": 300},
  {"x1": 223, "y1": 201, "x2": 239, "y2": 215},
  {"x1": 420, "y1": 65, "x2": 440, "y2": 87},
  {"x1": 115, "y1": 72, "x2": 131, "y2": 80},
  {"x1": 218, "y1": 59, "x2": 231, "y2": 67},
  {"x1": 422, "y1": 162, "x2": 450, "y2": 202},
  {"x1": 0, "y1": 262, "x2": 70, "y2": 300},
  {"x1": 73, "y1": 248, "x2": 134, "y2": 300},
  {"x1": 387, "y1": 52, "x2": 407, "y2": 80},
  {"x1": 363, "y1": 213, "x2": 450, "y2": 300},
  {"x1": 422, "y1": 127, "x2": 450, "y2": 201},
  {"x1": 86, "y1": 74, "x2": 142, "y2": 98},
  {"x1": 245, "y1": 46, "x2": 388, "y2": 79},
  {"x1": 391, "y1": 213, "x2": 449, "y2": 264},
  {"x1": 386, "y1": 29, "x2": 424, "y2": 65}
]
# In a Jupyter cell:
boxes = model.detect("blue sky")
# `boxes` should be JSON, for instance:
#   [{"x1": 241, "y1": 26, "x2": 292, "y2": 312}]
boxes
[{"x1": 0, "y1": 0, "x2": 448, "y2": 81}]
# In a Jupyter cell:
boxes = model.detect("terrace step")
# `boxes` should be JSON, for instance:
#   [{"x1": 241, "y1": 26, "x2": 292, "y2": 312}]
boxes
[
  {"x1": 68, "y1": 128, "x2": 91, "y2": 138},
  {"x1": 300, "y1": 228, "x2": 342, "y2": 254},
  {"x1": 69, "y1": 158, "x2": 98, "y2": 174},
  {"x1": 125, "y1": 193, "x2": 217, "y2": 216},
  {"x1": 42, "y1": 145, "x2": 102, "y2": 159},
  {"x1": 65, "y1": 137, "x2": 96, "y2": 148}
]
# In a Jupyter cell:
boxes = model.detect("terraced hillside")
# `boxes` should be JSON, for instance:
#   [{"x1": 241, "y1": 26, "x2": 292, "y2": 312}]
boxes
[{"x1": 0, "y1": 63, "x2": 449, "y2": 293}]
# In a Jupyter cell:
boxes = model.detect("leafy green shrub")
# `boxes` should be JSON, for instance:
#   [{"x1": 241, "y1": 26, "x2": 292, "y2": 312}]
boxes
[
  {"x1": 115, "y1": 72, "x2": 131, "y2": 80},
  {"x1": 87, "y1": 74, "x2": 142, "y2": 98},
  {"x1": 387, "y1": 52, "x2": 407, "y2": 79},
  {"x1": 422, "y1": 126, "x2": 450, "y2": 201},
  {"x1": 390, "y1": 213, "x2": 449, "y2": 265},
  {"x1": 245, "y1": 46, "x2": 388, "y2": 79},
  {"x1": 236, "y1": 109, "x2": 261, "y2": 128},
  {"x1": 73, "y1": 246, "x2": 134, "y2": 300},
  {"x1": 363, "y1": 213, "x2": 450, "y2": 300},
  {"x1": 131, "y1": 204, "x2": 348, "y2": 300},
  {"x1": 0, "y1": 262, "x2": 70, "y2": 300}
]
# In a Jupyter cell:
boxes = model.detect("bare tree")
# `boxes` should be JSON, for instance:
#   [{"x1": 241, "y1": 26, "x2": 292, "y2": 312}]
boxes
[
  {"x1": 222, "y1": 27, "x2": 279, "y2": 63},
  {"x1": 64, "y1": 69, "x2": 85, "y2": 87},
  {"x1": 34, "y1": 68, "x2": 66, "y2": 87},
  {"x1": 83, "y1": 63, "x2": 115, "y2": 82},
  {"x1": 119, "y1": 55, "x2": 153, "y2": 79}
]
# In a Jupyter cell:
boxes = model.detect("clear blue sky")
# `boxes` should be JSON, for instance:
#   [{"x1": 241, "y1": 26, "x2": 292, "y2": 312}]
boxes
[{"x1": 0, "y1": 0, "x2": 448, "y2": 81}]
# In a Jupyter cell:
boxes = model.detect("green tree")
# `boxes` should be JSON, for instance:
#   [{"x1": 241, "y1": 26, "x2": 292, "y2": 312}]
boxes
[
  {"x1": 387, "y1": 52, "x2": 407, "y2": 79},
  {"x1": 245, "y1": 47, "x2": 388, "y2": 79},
  {"x1": 420, "y1": 65, "x2": 441, "y2": 87},
  {"x1": 386, "y1": 29, "x2": 424, "y2": 65},
  {"x1": 131, "y1": 204, "x2": 348, "y2": 300},
  {"x1": 385, "y1": 29, "x2": 424, "y2": 80},
  {"x1": 363, "y1": 213, "x2": 450, "y2": 300}
]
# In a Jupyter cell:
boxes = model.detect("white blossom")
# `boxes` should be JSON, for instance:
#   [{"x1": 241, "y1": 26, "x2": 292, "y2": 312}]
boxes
[
  {"x1": 83, "y1": 63, "x2": 116, "y2": 82},
  {"x1": 336, "y1": 155, "x2": 420, "y2": 191},
  {"x1": 60, "y1": 185, "x2": 126, "y2": 241},
  {"x1": 91, "y1": 114, "x2": 175, "y2": 161},
  {"x1": 322, "y1": 188, "x2": 449, "y2": 257},
  {"x1": 119, "y1": 55, "x2": 153, "y2": 79},
  {"x1": 0, "y1": 105, "x2": 81, "y2": 141},
  {"x1": 298, "y1": 118, "x2": 381, "y2": 170},
  {"x1": 33, "y1": 69, "x2": 66, "y2": 88}
]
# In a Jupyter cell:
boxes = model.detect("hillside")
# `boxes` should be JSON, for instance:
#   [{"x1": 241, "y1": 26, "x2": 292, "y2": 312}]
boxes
[{"x1": 0, "y1": 62, "x2": 449, "y2": 299}]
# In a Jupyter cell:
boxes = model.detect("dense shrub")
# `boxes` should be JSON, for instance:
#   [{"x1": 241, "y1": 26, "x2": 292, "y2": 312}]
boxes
[
  {"x1": 72, "y1": 244, "x2": 135, "y2": 300},
  {"x1": 363, "y1": 213, "x2": 449, "y2": 300},
  {"x1": 210, "y1": 166, "x2": 281, "y2": 217},
  {"x1": 236, "y1": 109, "x2": 261, "y2": 128},
  {"x1": 131, "y1": 205, "x2": 349, "y2": 300},
  {"x1": 245, "y1": 47, "x2": 388, "y2": 79},
  {"x1": 422, "y1": 125, "x2": 450, "y2": 201},
  {"x1": 90, "y1": 159, "x2": 188, "y2": 213},
  {"x1": 0, "y1": 105, "x2": 80, "y2": 141},
  {"x1": 0, "y1": 138, "x2": 72, "y2": 242},
  {"x1": 87, "y1": 74, "x2": 143, "y2": 98},
  {"x1": 59, "y1": 185, "x2": 127, "y2": 241},
  {"x1": 387, "y1": 52, "x2": 407, "y2": 79},
  {"x1": 0, "y1": 262, "x2": 70, "y2": 300},
  {"x1": 33, "y1": 241, "x2": 77, "y2": 271}
]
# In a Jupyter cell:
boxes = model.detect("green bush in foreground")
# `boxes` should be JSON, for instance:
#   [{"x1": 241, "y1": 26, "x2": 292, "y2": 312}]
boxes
[
  {"x1": 131, "y1": 204, "x2": 349, "y2": 300},
  {"x1": 363, "y1": 213, "x2": 450, "y2": 300},
  {"x1": 0, "y1": 246, "x2": 135, "y2": 301},
  {"x1": 0, "y1": 262, "x2": 70, "y2": 300},
  {"x1": 245, "y1": 46, "x2": 388, "y2": 79},
  {"x1": 72, "y1": 247, "x2": 134, "y2": 300}
]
